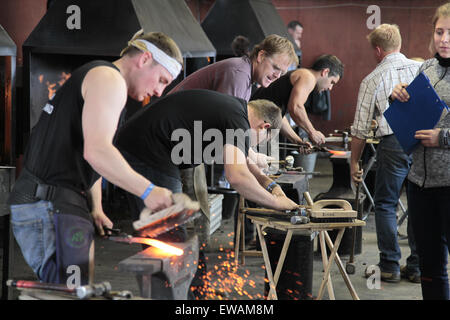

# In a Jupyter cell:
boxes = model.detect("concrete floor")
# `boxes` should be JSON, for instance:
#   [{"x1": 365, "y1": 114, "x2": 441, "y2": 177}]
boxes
[{"x1": 1, "y1": 156, "x2": 438, "y2": 301}]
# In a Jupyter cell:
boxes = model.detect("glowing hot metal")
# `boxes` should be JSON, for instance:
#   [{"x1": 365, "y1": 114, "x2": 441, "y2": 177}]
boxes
[
  {"x1": 326, "y1": 149, "x2": 348, "y2": 156},
  {"x1": 109, "y1": 236, "x2": 184, "y2": 256},
  {"x1": 279, "y1": 142, "x2": 347, "y2": 156}
]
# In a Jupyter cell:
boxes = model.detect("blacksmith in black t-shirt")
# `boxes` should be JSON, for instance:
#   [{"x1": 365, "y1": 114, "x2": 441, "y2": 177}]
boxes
[
  {"x1": 116, "y1": 89, "x2": 298, "y2": 212},
  {"x1": 116, "y1": 89, "x2": 298, "y2": 299}
]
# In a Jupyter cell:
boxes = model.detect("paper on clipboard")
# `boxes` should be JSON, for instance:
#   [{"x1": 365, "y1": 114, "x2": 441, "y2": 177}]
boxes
[{"x1": 384, "y1": 72, "x2": 448, "y2": 154}]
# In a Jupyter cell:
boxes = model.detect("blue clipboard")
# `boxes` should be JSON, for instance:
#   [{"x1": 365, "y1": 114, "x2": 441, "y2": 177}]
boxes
[{"x1": 384, "y1": 72, "x2": 448, "y2": 154}]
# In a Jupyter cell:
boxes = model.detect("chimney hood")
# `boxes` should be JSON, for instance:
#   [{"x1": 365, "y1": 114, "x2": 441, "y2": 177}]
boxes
[
  {"x1": 0, "y1": 25, "x2": 16, "y2": 57},
  {"x1": 24, "y1": 0, "x2": 216, "y2": 58},
  {"x1": 201, "y1": 0, "x2": 301, "y2": 57},
  {"x1": 22, "y1": 0, "x2": 216, "y2": 135}
]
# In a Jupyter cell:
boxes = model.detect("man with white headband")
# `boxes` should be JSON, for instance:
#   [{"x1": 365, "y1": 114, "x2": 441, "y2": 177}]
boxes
[
  {"x1": 8, "y1": 30, "x2": 183, "y2": 285},
  {"x1": 125, "y1": 38, "x2": 182, "y2": 80}
]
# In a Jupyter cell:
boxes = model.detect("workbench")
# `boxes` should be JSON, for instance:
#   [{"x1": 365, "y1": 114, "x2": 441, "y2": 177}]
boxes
[{"x1": 246, "y1": 214, "x2": 365, "y2": 300}]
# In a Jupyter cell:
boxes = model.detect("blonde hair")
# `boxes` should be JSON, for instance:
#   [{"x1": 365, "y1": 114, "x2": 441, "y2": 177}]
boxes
[
  {"x1": 120, "y1": 30, "x2": 183, "y2": 66},
  {"x1": 429, "y1": 3, "x2": 450, "y2": 54},
  {"x1": 367, "y1": 24, "x2": 402, "y2": 52},
  {"x1": 248, "y1": 99, "x2": 282, "y2": 131},
  {"x1": 250, "y1": 34, "x2": 299, "y2": 66}
]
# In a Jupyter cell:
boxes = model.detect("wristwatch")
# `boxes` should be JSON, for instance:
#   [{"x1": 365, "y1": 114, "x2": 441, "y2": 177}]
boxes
[{"x1": 444, "y1": 129, "x2": 449, "y2": 146}]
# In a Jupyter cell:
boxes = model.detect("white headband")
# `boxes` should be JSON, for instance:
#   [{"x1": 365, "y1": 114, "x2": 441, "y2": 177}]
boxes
[{"x1": 130, "y1": 39, "x2": 182, "y2": 79}]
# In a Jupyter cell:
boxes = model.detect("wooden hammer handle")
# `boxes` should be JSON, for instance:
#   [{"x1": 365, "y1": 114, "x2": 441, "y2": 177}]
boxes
[
  {"x1": 312, "y1": 199, "x2": 353, "y2": 211},
  {"x1": 303, "y1": 191, "x2": 314, "y2": 206}
]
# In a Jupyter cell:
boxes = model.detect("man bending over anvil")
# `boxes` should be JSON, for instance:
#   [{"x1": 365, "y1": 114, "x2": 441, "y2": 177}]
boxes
[
  {"x1": 115, "y1": 89, "x2": 297, "y2": 298},
  {"x1": 116, "y1": 89, "x2": 298, "y2": 216}
]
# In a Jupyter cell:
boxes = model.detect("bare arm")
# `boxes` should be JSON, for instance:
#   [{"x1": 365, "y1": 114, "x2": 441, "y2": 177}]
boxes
[
  {"x1": 89, "y1": 178, "x2": 113, "y2": 235},
  {"x1": 247, "y1": 160, "x2": 287, "y2": 197},
  {"x1": 81, "y1": 66, "x2": 172, "y2": 212},
  {"x1": 223, "y1": 144, "x2": 297, "y2": 210},
  {"x1": 247, "y1": 147, "x2": 274, "y2": 170},
  {"x1": 288, "y1": 71, "x2": 326, "y2": 145},
  {"x1": 280, "y1": 116, "x2": 312, "y2": 153},
  {"x1": 280, "y1": 116, "x2": 304, "y2": 144}
]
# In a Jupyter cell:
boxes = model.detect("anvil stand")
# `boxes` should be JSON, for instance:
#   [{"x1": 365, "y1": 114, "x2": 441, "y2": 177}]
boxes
[{"x1": 314, "y1": 153, "x2": 365, "y2": 256}]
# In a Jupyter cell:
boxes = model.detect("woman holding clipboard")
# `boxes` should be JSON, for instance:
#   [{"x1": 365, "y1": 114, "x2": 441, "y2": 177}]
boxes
[{"x1": 391, "y1": 3, "x2": 450, "y2": 300}]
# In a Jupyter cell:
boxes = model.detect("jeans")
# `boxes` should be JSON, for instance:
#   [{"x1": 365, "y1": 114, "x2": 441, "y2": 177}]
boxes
[
  {"x1": 407, "y1": 182, "x2": 450, "y2": 300},
  {"x1": 374, "y1": 135, "x2": 419, "y2": 273},
  {"x1": 11, "y1": 200, "x2": 94, "y2": 285},
  {"x1": 11, "y1": 201, "x2": 55, "y2": 280}
]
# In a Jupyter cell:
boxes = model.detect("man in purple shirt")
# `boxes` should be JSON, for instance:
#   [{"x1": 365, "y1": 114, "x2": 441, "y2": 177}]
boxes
[
  {"x1": 168, "y1": 35, "x2": 298, "y2": 252},
  {"x1": 169, "y1": 34, "x2": 298, "y2": 102},
  {"x1": 170, "y1": 35, "x2": 298, "y2": 169}
]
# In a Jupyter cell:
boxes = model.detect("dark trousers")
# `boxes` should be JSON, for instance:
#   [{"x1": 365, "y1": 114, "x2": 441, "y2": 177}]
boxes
[
  {"x1": 373, "y1": 135, "x2": 418, "y2": 273},
  {"x1": 407, "y1": 181, "x2": 450, "y2": 300}
]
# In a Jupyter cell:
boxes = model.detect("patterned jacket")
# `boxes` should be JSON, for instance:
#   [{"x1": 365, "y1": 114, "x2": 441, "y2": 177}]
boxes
[{"x1": 408, "y1": 58, "x2": 450, "y2": 188}]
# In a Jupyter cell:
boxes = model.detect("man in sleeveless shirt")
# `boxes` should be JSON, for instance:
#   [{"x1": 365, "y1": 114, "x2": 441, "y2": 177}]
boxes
[
  {"x1": 251, "y1": 54, "x2": 344, "y2": 146},
  {"x1": 8, "y1": 31, "x2": 183, "y2": 285}
]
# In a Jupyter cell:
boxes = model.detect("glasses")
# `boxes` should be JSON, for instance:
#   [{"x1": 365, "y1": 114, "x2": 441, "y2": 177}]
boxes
[{"x1": 266, "y1": 57, "x2": 285, "y2": 76}]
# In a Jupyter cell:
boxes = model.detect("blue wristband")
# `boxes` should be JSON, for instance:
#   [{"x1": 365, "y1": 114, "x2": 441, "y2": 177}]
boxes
[
  {"x1": 266, "y1": 181, "x2": 277, "y2": 192},
  {"x1": 140, "y1": 183, "x2": 155, "y2": 200}
]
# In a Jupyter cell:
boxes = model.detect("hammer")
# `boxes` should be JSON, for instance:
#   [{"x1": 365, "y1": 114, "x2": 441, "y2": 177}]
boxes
[
  {"x1": 267, "y1": 155, "x2": 294, "y2": 169},
  {"x1": 133, "y1": 193, "x2": 200, "y2": 237}
]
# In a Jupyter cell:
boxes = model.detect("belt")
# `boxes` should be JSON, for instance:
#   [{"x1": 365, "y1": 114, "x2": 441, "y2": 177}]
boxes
[{"x1": 9, "y1": 169, "x2": 89, "y2": 211}]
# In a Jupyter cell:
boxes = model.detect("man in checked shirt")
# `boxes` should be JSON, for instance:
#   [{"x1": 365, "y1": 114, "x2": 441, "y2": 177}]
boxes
[{"x1": 350, "y1": 24, "x2": 422, "y2": 283}]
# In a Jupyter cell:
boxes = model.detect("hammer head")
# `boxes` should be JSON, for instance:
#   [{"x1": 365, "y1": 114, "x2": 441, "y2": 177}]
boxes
[
  {"x1": 132, "y1": 193, "x2": 200, "y2": 238},
  {"x1": 285, "y1": 155, "x2": 294, "y2": 169}
]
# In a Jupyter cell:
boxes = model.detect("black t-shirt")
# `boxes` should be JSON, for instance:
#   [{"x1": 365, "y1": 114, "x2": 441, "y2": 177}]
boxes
[
  {"x1": 23, "y1": 60, "x2": 119, "y2": 193},
  {"x1": 116, "y1": 89, "x2": 250, "y2": 179},
  {"x1": 251, "y1": 71, "x2": 294, "y2": 116}
]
